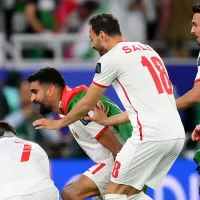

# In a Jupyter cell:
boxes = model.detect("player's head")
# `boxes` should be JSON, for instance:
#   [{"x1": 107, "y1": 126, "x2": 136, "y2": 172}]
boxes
[
  {"x1": 27, "y1": 67, "x2": 65, "y2": 115},
  {"x1": 192, "y1": 4, "x2": 200, "y2": 45},
  {"x1": 89, "y1": 13, "x2": 122, "y2": 56},
  {"x1": 0, "y1": 121, "x2": 17, "y2": 138}
]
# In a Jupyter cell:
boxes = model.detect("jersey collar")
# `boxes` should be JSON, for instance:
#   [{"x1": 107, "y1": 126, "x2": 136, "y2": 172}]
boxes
[
  {"x1": 59, "y1": 85, "x2": 88, "y2": 115},
  {"x1": 118, "y1": 39, "x2": 129, "y2": 43}
]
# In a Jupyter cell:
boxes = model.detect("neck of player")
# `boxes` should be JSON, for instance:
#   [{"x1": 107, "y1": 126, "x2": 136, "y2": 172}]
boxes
[{"x1": 108, "y1": 35, "x2": 125, "y2": 50}]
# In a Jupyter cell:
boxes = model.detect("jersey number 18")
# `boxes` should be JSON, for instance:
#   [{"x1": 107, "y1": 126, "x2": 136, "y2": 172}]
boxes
[{"x1": 141, "y1": 56, "x2": 173, "y2": 95}]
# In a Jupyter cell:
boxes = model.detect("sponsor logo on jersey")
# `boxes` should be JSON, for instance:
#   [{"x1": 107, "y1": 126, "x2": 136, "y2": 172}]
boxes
[
  {"x1": 95, "y1": 63, "x2": 101, "y2": 73},
  {"x1": 71, "y1": 129, "x2": 79, "y2": 139}
]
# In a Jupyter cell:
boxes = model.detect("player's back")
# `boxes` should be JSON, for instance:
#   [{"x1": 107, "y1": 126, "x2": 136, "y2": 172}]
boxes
[
  {"x1": 0, "y1": 137, "x2": 56, "y2": 199},
  {"x1": 102, "y1": 41, "x2": 185, "y2": 141}
]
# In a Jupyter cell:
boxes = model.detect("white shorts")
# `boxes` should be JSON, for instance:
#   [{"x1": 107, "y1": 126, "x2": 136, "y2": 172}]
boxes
[
  {"x1": 5, "y1": 187, "x2": 59, "y2": 200},
  {"x1": 84, "y1": 157, "x2": 114, "y2": 198},
  {"x1": 110, "y1": 138, "x2": 185, "y2": 190}
]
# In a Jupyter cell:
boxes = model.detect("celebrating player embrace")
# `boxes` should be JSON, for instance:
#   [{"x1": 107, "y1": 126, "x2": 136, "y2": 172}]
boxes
[
  {"x1": 28, "y1": 67, "x2": 146, "y2": 199},
  {"x1": 32, "y1": 13, "x2": 185, "y2": 200}
]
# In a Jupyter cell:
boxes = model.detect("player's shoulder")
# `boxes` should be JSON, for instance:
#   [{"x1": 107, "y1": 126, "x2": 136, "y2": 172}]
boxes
[
  {"x1": 19, "y1": 138, "x2": 44, "y2": 151},
  {"x1": 16, "y1": 137, "x2": 34, "y2": 144},
  {"x1": 98, "y1": 51, "x2": 113, "y2": 63},
  {"x1": 98, "y1": 48, "x2": 120, "y2": 67}
]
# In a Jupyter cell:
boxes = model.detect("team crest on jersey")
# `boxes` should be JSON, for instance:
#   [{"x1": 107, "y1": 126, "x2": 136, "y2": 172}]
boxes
[
  {"x1": 80, "y1": 114, "x2": 91, "y2": 125},
  {"x1": 95, "y1": 63, "x2": 101, "y2": 73},
  {"x1": 71, "y1": 129, "x2": 79, "y2": 139}
]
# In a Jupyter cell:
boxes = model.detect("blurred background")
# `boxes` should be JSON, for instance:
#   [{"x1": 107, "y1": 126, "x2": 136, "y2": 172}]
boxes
[{"x1": 0, "y1": 0, "x2": 200, "y2": 199}]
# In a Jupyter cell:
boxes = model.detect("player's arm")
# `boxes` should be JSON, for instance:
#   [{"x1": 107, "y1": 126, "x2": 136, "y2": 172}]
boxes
[
  {"x1": 33, "y1": 83, "x2": 106, "y2": 130},
  {"x1": 103, "y1": 112, "x2": 129, "y2": 126},
  {"x1": 97, "y1": 128, "x2": 123, "y2": 159},
  {"x1": 85, "y1": 102, "x2": 130, "y2": 126},
  {"x1": 176, "y1": 81, "x2": 200, "y2": 110},
  {"x1": 60, "y1": 83, "x2": 106, "y2": 127},
  {"x1": 33, "y1": 58, "x2": 117, "y2": 130}
]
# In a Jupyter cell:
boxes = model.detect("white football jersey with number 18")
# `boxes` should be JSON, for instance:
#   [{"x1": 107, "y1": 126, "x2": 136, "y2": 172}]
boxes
[
  {"x1": 0, "y1": 137, "x2": 56, "y2": 200},
  {"x1": 93, "y1": 41, "x2": 185, "y2": 141}
]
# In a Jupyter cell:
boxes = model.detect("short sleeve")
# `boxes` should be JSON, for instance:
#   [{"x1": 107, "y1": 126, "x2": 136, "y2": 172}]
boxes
[
  {"x1": 195, "y1": 53, "x2": 200, "y2": 83},
  {"x1": 80, "y1": 110, "x2": 109, "y2": 139},
  {"x1": 93, "y1": 56, "x2": 118, "y2": 88}
]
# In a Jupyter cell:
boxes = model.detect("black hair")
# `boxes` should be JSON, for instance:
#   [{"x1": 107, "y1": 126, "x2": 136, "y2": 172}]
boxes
[
  {"x1": 27, "y1": 67, "x2": 65, "y2": 88},
  {"x1": 0, "y1": 121, "x2": 17, "y2": 136},
  {"x1": 193, "y1": 3, "x2": 200, "y2": 14},
  {"x1": 89, "y1": 13, "x2": 122, "y2": 36}
]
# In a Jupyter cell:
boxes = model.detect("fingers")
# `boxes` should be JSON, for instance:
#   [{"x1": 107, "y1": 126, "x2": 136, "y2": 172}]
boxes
[
  {"x1": 33, "y1": 118, "x2": 46, "y2": 129},
  {"x1": 35, "y1": 125, "x2": 44, "y2": 130},
  {"x1": 105, "y1": 106, "x2": 109, "y2": 115},
  {"x1": 93, "y1": 106, "x2": 98, "y2": 112},
  {"x1": 192, "y1": 131, "x2": 196, "y2": 141},
  {"x1": 32, "y1": 119, "x2": 43, "y2": 127},
  {"x1": 196, "y1": 124, "x2": 200, "y2": 130},
  {"x1": 96, "y1": 101, "x2": 104, "y2": 110},
  {"x1": 192, "y1": 131, "x2": 200, "y2": 141},
  {"x1": 191, "y1": 124, "x2": 200, "y2": 141},
  {"x1": 84, "y1": 116, "x2": 93, "y2": 121},
  {"x1": 93, "y1": 102, "x2": 104, "y2": 113},
  {"x1": 99, "y1": 101, "x2": 104, "y2": 110}
]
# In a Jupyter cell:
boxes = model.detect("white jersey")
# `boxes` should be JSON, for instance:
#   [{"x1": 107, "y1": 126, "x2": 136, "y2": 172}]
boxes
[
  {"x1": 195, "y1": 52, "x2": 200, "y2": 82},
  {"x1": 93, "y1": 41, "x2": 185, "y2": 141},
  {"x1": 59, "y1": 110, "x2": 113, "y2": 163},
  {"x1": 0, "y1": 136, "x2": 57, "y2": 200}
]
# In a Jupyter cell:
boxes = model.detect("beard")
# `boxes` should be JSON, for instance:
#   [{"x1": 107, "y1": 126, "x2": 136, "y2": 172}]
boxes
[
  {"x1": 34, "y1": 101, "x2": 52, "y2": 115},
  {"x1": 99, "y1": 50, "x2": 107, "y2": 56},
  {"x1": 93, "y1": 45, "x2": 108, "y2": 56}
]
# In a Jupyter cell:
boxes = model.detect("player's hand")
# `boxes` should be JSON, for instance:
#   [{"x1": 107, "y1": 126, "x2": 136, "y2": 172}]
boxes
[
  {"x1": 191, "y1": 124, "x2": 200, "y2": 141},
  {"x1": 84, "y1": 101, "x2": 109, "y2": 125},
  {"x1": 33, "y1": 118, "x2": 62, "y2": 130}
]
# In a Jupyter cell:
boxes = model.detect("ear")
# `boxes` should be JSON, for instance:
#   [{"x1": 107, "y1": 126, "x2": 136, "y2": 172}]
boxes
[
  {"x1": 48, "y1": 85, "x2": 55, "y2": 97},
  {"x1": 100, "y1": 31, "x2": 108, "y2": 42},
  {"x1": 100, "y1": 31, "x2": 105, "y2": 40}
]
